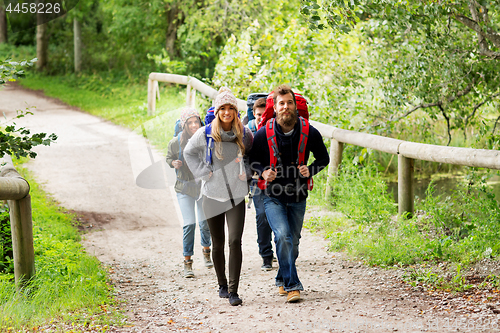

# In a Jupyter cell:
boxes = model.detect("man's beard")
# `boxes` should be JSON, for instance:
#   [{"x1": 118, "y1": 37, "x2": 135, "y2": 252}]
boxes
[{"x1": 277, "y1": 109, "x2": 298, "y2": 128}]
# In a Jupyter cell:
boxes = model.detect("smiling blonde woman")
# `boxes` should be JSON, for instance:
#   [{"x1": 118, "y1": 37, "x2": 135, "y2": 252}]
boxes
[{"x1": 184, "y1": 87, "x2": 253, "y2": 306}]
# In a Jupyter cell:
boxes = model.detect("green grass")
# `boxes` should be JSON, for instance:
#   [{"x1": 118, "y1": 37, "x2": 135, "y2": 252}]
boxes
[{"x1": 0, "y1": 160, "x2": 124, "y2": 331}]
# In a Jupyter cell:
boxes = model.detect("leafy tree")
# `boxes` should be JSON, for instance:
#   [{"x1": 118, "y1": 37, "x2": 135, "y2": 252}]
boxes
[
  {"x1": 0, "y1": 3, "x2": 7, "y2": 44},
  {"x1": 212, "y1": 8, "x2": 371, "y2": 130},
  {"x1": 300, "y1": 0, "x2": 500, "y2": 145}
]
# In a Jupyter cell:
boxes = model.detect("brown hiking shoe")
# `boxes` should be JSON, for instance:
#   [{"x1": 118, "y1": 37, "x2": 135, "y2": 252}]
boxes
[
  {"x1": 278, "y1": 286, "x2": 287, "y2": 296},
  {"x1": 287, "y1": 290, "x2": 300, "y2": 303}
]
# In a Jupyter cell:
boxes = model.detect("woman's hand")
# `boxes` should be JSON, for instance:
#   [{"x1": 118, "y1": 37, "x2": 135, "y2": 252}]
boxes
[
  {"x1": 172, "y1": 160, "x2": 183, "y2": 169},
  {"x1": 239, "y1": 173, "x2": 246, "y2": 181}
]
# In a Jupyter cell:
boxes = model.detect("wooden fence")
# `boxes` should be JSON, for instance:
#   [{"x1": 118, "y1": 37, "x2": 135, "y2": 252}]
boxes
[
  {"x1": 0, "y1": 155, "x2": 34, "y2": 288},
  {"x1": 147, "y1": 72, "x2": 500, "y2": 217}
]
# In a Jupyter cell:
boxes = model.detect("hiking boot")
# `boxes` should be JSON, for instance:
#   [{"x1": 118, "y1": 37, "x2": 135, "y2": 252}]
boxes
[
  {"x1": 287, "y1": 290, "x2": 300, "y2": 303},
  {"x1": 228, "y1": 292, "x2": 242, "y2": 306},
  {"x1": 219, "y1": 285, "x2": 229, "y2": 298},
  {"x1": 203, "y1": 248, "x2": 213, "y2": 268},
  {"x1": 261, "y1": 256, "x2": 273, "y2": 271},
  {"x1": 183, "y1": 259, "x2": 194, "y2": 278},
  {"x1": 278, "y1": 286, "x2": 287, "y2": 296}
]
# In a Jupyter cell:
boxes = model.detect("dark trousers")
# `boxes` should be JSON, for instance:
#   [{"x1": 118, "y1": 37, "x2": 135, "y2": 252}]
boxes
[
  {"x1": 202, "y1": 196, "x2": 246, "y2": 293},
  {"x1": 251, "y1": 188, "x2": 273, "y2": 259}
]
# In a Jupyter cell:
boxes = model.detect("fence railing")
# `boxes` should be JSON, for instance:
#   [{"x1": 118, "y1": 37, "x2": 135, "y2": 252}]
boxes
[
  {"x1": 0, "y1": 155, "x2": 34, "y2": 288},
  {"x1": 147, "y1": 72, "x2": 500, "y2": 217}
]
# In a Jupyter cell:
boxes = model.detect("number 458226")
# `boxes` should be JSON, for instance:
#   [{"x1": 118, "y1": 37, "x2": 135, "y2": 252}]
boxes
[{"x1": 6, "y1": 2, "x2": 61, "y2": 14}]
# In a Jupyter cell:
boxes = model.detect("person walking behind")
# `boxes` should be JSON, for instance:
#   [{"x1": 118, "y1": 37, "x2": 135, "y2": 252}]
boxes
[
  {"x1": 166, "y1": 107, "x2": 213, "y2": 278},
  {"x1": 249, "y1": 84, "x2": 329, "y2": 302},
  {"x1": 247, "y1": 97, "x2": 274, "y2": 270},
  {"x1": 184, "y1": 87, "x2": 253, "y2": 306}
]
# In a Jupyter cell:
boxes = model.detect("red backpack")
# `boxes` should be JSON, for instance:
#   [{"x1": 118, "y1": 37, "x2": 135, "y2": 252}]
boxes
[
  {"x1": 258, "y1": 92, "x2": 309, "y2": 130},
  {"x1": 256, "y1": 117, "x2": 314, "y2": 191}
]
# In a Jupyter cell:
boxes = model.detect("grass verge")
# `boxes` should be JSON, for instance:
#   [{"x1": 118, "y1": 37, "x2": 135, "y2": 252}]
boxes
[
  {"x1": 306, "y1": 163, "x2": 500, "y2": 291},
  {"x1": 0, "y1": 159, "x2": 124, "y2": 331}
]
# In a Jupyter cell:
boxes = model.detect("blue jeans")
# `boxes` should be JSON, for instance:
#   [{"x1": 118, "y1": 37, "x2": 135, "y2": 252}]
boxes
[
  {"x1": 251, "y1": 186, "x2": 273, "y2": 259},
  {"x1": 263, "y1": 196, "x2": 307, "y2": 291},
  {"x1": 176, "y1": 192, "x2": 211, "y2": 257}
]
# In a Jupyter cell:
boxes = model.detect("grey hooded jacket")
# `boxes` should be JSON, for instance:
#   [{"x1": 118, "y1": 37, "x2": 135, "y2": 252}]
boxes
[{"x1": 184, "y1": 126, "x2": 253, "y2": 201}]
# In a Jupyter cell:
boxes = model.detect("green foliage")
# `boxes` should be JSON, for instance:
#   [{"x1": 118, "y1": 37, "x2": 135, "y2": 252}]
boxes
[
  {"x1": 0, "y1": 59, "x2": 58, "y2": 159},
  {"x1": 300, "y1": 0, "x2": 500, "y2": 145},
  {"x1": 329, "y1": 162, "x2": 396, "y2": 224},
  {"x1": 403, "y1": 263, "x2": 475, "y2": 292},
  {"x1": 1, "y1": 109, "x2": 58, "y2": 159},
  {"x1": 0, "y1": 57, "x2": 36, "y2": 84},
  {"x1": 308, "y1": 161, "x2": 500, "y2": 277},
  {"x1": 212, "y1": 13, "x2": 370, "y2": 130},
  {"x1": 5, "y1": 0, "x2": 290, "y2": 77},
  {"x1": 0, "y1": 165, "x2": 120, "y2": 330},
  {"x1": 0, "y1": 204, "x2": 13, "y2": 274}
]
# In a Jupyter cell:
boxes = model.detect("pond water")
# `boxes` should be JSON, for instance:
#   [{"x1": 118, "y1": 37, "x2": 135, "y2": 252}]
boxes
[{"x1": 387, "y1": 175, "x2": 500, "y2": 203}]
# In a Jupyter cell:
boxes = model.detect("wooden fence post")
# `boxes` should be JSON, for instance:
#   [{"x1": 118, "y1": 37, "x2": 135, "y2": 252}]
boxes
[
  {"x1": 325, "y1": 138, "x2": 343, "y2": 198},
  {"x1": 398, "y1": 155, "x2": 414, "y2": 218},
  {"x1": 190, "y1": 89, "x2": 196, "y2": 107},
  {"x1": 155, "y1": 80, "x2": 160, "y2": 101},
  {"x1": 186, "y1": 83, "x2": 192, "y2": 107},
  {"x1": 147, "y1": 78, "x2": 156, "y2": 116},
  {"x1": 8, "y1": 195, "x2": 35, "y2": 288}
]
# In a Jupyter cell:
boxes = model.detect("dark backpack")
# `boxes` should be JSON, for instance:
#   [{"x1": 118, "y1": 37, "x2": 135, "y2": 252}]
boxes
[{"x1": 246, "y1": 93, "x2": 268, "y2": 122}]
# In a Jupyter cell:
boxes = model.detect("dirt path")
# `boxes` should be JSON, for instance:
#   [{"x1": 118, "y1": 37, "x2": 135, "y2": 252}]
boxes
[{"x1": 1, "y1": 84, "x2": 499, "y2": 332}]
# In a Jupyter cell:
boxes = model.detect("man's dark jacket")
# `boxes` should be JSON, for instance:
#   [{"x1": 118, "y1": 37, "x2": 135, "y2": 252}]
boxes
[{"x1": 249, "y1": 119, "x2": 329, "y2": 203}]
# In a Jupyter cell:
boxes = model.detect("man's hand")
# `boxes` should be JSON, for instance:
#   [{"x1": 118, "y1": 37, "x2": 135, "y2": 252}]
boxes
[
  {"x1": 172, "y1": 160, "x2": 183, "y2": 169},
  {"x1": 262, "y1": 168, "x2": 277, "y2": 182},
  {"x1": 298, "y1": 165, "x2": 310, "y2": 178}
]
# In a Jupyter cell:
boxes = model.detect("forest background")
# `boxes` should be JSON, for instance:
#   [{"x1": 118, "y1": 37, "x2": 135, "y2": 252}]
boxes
[{"x1": 1, "y1": 0, "x2": 500, "y2": 329}]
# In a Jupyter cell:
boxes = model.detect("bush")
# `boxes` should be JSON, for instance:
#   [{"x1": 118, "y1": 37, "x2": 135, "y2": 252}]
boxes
[{"x1": 0, "y1": 204, "x2": 13, "y2": 274}]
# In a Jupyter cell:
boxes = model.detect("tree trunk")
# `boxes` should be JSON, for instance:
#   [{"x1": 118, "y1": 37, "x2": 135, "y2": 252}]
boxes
[
  {"x1": 0, "y1": 3, "x2": 7, "y2": 44},
  {"x1": 74, "y1": 18, "x2": 82, "y2": 73},
  {"x1": 165, "y1": 2, "x2": 182, "y2": 59},
  {"x1": 36, "y1": 11, "x2": 48, "y2": 71}
]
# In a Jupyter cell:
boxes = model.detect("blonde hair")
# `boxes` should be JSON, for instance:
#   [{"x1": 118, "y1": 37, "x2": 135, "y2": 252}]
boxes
[{"x1": 211, "y1": 108, "x2": 245, "y2": 160}]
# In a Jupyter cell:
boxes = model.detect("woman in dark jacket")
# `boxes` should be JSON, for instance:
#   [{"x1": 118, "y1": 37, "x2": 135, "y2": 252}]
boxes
[{"x1": 166, "y1": 108, "x2": 212, "y2": 278}]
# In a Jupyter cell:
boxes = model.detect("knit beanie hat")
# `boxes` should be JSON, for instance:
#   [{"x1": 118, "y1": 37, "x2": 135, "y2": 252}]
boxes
[
  {"x1": 179, "y1": 107, "x2": 200, "y2": 129},
  {"x1": 214, "y1": 87, "x2": 238, "y2": 114},
  {"x1": 205, "y1": 106, "x2": 215, "y2": 125}
]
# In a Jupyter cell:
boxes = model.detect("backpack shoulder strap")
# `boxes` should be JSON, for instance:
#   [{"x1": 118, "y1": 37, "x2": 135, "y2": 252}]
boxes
[
  {"x1": 205, "y1": 124, "x2": 214, "y2": 165},
  {"x1": 248, "y1": 120, "x2": 256, "y2": 133},
  {"x1": 297, "y1": 117, "x2": 310, "y2": 165},
  {"x1": 177, "y1": 132, "x2": 183, "y2": 161},
  {"x1": 297, "y1": 117, "x2": 313, "y2": 190},
  {"x1": 266, "y1": 118, "x2": 279, "y2": 169}
]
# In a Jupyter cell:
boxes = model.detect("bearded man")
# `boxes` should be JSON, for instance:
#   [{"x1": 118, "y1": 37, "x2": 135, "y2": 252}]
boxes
[{"x1": 249, "y1": 84, "x2": 329, "y2": 302}]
